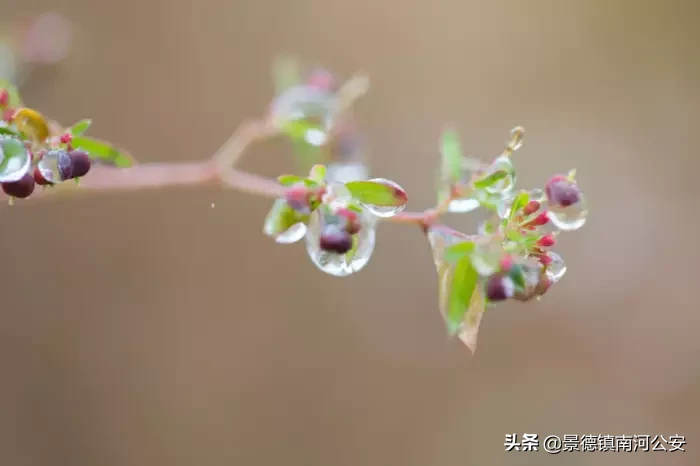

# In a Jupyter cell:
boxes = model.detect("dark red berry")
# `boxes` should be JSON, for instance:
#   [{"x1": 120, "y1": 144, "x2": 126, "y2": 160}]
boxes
[
  {"x1": 536, "y1": 234, "x2": 556, "y2": 248},
  {"x1": 0, "y1": 89, "x2": 8, "y2": 107},
  {"x1": 2, "y1": 172, "x2": 36, "y2": 198},
  {"x1": 522, "y1": 200, "x2": 540, "y2": 216},
  {"x1": 319, "y1": 226, "x2": 353, "y2": 254},
  {"x1": 68, "y1": 150, "x2": 91, "y2": 178},
  {"x1": 33, "y1": 167, "x2": 52, "y2": 185},
  {"x1": 486, "y1": 273, "x2": 513, "y2": 302},
  {"x1": 545, "y1": 175, "x2": 581, "y2": 207}
]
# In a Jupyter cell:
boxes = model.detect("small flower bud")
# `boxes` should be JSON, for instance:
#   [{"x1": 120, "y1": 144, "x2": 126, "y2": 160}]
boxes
[
  {"x1": 536, "y1": 234, "x2": 556, "y2": 248},
  {"x1": 0, "y1": 89, "x2": 8, "y2": 107},
  {"x1": 486, "y1": 273, "x2": 515, "y2": 302},
  {"x1": 545, "y1": 175, "x2": 581, "y2": 207},
  {"x1": 67, "y1": 150, "x2": 91, "y2": 178},
  {"x1": 499, "y1": 255, "x2": 514, "y2": 272},
  {"x1": 319, "y1": 225, "x2": 353, "y2": 254},
  {"x1": 522, "y1": 200, "x2": 540, "y2": 216},
  {"x1": 60, "y1": 133, "x2": 72, "y2": 144},
  {"x1": 284, "y1": 184, "x2": 311, "y2": 213},
  {"x1": 336, "y1": 207, "x2": 362, "y2": 234},
  {"x1": 2, "y1": 173, "x2": 36, "y2": 199}
]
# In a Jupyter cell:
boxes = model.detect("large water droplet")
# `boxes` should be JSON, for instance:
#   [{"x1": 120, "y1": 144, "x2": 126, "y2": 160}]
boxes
[
  {"x1": 0, "y1": 136, "x2": 31, "y2": 182},
  {"x1": 545, "y1": 252, "x2": 567, "y2": 283},
  {"x1": 548, "y1": 193, "x2": 588, "y2": 231},
  {"x1": 470, "y1": 243, "x2": 504, "y2": 277},
  {"x1": 361, "y1": 178, "x2": 406, "y2": 218},
  {"x1": 305, "y1": 208, "x2": 375, "y2": 276},
  {"x1": 270, "y1": 85, "x2": 338, "y2": 146},
  {"x1": 448, "y1": 197, "x2": 480, "y2": 213},
  {"x1": 37, "y1": 149, "x2": 72, "y2": 183},
  {"x1": 276, "y1": 222, "x2": 308, "y2": 244},
  {"x1": 483, "y1": 155, "x2": 516, "y2": 196}
]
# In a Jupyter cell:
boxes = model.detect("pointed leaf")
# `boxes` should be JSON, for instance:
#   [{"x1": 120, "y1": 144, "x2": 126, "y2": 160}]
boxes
[
  {"x1": 308, "y1": 164, "x2": 326, "y2": 183},
  {"x1": 456, "y1": 286, "x2": 486, "y2": 354},
  {"x1": 440, "y1": 129, "x2": 463, "y2": 184},
  {"x1": 68, "y1": 119, "x2": 92, "y2": 136},
  {"x1": 277, "y1": 174, "x2": 305, "y2": 186},
  {"x1": 508, "y1": 190, "x2": 530, "y2": 221},
  {"x1": 446, "y1": 257, "x2": 479, "y2": 334},
  {"x1": 345, "y1": 180, "x2": 408, "y2": 207},
  {"x1": 263, "y1": 198, "x2": 306, "y2": 242},
  {"x1": 71, "y1": 136, "x2": 135, "y2": 167},
  {"x1": 443, "y1": 240, "x2": 475, "y2": 264},
  {"x1": 0, "y1": 124, "x2": 19, "y2": 137},
  {"x1": 0, "y1": 79, "x2": 23, "y2": 107}
]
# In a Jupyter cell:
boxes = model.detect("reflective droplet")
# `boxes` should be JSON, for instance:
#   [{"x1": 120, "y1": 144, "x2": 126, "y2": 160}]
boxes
[
  {"x1": 548, "y1": 193, "x2": 588, "y2": 231},
  {"x1": 483, "y1": 155, "x2": 516, "y2": 196},
  {"x1": 37, "y1": 149, "x2": 72, "y2": 183},
  {"x1": 0, "y1": 136, "x2": 31, "y2": 182},
  {"x1": 470, "y1": 243, "x2": 504, "y2": 277},
  {"x1": 545, "y1": 252, "x2": 567, "y2": 283},
  {"x1": 478, "y1": 220, "x2": 496, "y2": 236},
  {"x1": 508, "y1": 126, "x2": 525, "y2": 151},
  {"x1": 269, "y1": 85, "x2": 338, "y2": 146},
  {"x1": 448, "y1": 197, "x2": 480, "y2": 213},
  {"x1": 276, "y1": 222, "x2": 308, "y2": 244},
  {"x1": 361, "y1": 178, "x2": 406, "y2": 218},
  {"x1": 305, "y1": 208, "x2": 375, "y2": 276}
]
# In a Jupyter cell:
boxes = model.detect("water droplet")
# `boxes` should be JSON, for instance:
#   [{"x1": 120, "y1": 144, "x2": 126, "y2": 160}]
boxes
[
  {"x1": 305, "y1": 208, "x2": 375, "y2": 276},
  {"x1": 483, "y1": 155, "x2": 516, "y2": 196},
  {"x1": 448, "y1": 197, "x2": 480, "y2": 213},
  {"x1": 548, "y1": 193, "x2": 588, "y2": 231},
  {"x1": 508, "y1": 126, "x2": 525, "y2": 151},
  {"x1": 361, "y1": 178, "x2": 406, "y2": 218},
  {"x1": 478, "y1": 220, "x2": 496, "y2": 236},
  {"x1": 0, "y1": 136, "x2": 31, "y2": 182},
  {"x1": 37, "y1": 150, "x2": 72, "y2": 183},
  {"x1": 545, "y1": 252, "x2": 567, "y2": 283},
  {"x1": 276, "y1": 222, "x2": 308, "y2": 244},
  {"x1": 470, "y1": 243, "x2": 504, "y2": 277},
  {"x1": 269, "y1": 85, "x2": 338, "y2": 146}
]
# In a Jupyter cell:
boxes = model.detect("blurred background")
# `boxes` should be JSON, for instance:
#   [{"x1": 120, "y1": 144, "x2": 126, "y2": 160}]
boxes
[{"x1": 1, "y1": 1, "x2": 699, "y2": 465}]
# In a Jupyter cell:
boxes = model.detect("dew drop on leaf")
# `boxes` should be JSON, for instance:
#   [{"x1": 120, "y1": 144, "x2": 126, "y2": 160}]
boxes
[
  {"x1": 548, "y1": 193, "x2": 588, "y2": 231},
  {"x1": 360, "y1": 178, "x2": 406, "y2": 218},
  {"x1": 270, "y1": 85, "x2": 338, "y2": 146},
  {"x1": 545, "y1": 251, "x2": 567, "y2": 283},
  {"x1": 483, "y1": 155, "x2": 516, "y2": 196},
  {"x1": 37, "y1": 149, "x2": 72, "y2": 183},
  {"x1": 305, "y1": 207, "x2": 375, "y2": 276},
  {"x1": 0, "y1": 136, "x2": 31, "y2": 182}
]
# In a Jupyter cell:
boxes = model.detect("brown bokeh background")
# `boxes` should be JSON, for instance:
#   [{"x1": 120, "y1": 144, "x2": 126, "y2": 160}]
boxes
[{"x1": 2, "y1": 1, "x2": 700, "y2": 465}]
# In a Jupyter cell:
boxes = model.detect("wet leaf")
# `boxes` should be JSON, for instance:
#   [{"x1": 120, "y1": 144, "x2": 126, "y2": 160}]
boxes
[
  {"x1": 68, "y1": 119, "x2": 92, "y2": 136},
  {"x1": 263, "y1": 198, "x2": 307, "y2": 243},
  {"x1": 71, "y1": 136, "x2": 135, "y2": 167},
  {"x1": 509, "y1": 190, "x2": 530, "y2": 220},
  {"x1": 0, "y1": 124, "x2": 19, "y2": 136},
  {"x1": 277, "y1": 174, "x2": 305, "y2": 186},
  {"x1": 345, "y1": 179, "x2": 408, "y2": 207},
  {"x1": 456, "y1": 286, "x2": 486, "y2": 354},
  {"x1": 443, "y1": 240, "x2": 475, "y2": 264},
  {"x1": 446, "y1": 257, "x2": 479, "y2": 334},
  {"x1": 473, "y1": 170, "x2": 508, "y2": 189},
  {"x1": 308, "y1": 164, "x2": 326, "y2": 183}
]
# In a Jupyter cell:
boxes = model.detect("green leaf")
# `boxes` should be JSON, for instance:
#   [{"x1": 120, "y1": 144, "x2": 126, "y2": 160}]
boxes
[
  {"x1": 0, "y1": 124, "x2": 19, "y2": 137},
  {"x1": 443, "y1": 240, "x2": 475, "y2": 264},
  {"x1": 0, "y1": 79, "x2": 24, "y2": 107},
  {"x1": 0, "y1": 137, "x2": 29, "y2": 175},
  {"x1": 71, "y1": 136, "x2": 135, "y2": 168},
  {"x1": 446, "y1": 257, "x2": 479, "y2": 335},
  {"x1": 440, "y1": 128, "x2": 463, "y2": 185},
  {"x1": 272, "y1": 55, "x2": 301, "y2": 95},
  {"x1": 308, "y1": 164, "x2": 326, "y2": 183},
  {"x1": 345, "y1": 180, "x2": 408, "y2": 207},
  {"x1": 509, "y1": 191, "x2": 530, "y2": 221},
  {"x1": 263, "y1": 198, "x2": 305, "y2": 242},
  {"x1": 68, "y1": 119, "x2": 92, "y2": 136},
  {"x1": 507, "y1": 264, "x2": 527, "y2": 291},
  {"x1": 456, "y1": 286, "x2": 486, "y2": 354},
  {"x1": 345, "y1": 234, "x2": 360, "y2": 263},
  {"x1": 277, "y1": 174, "x2": 305, "y2": 186},
  {"x1": 473, "y1": 170, "x2": 508, "y2": 189}
]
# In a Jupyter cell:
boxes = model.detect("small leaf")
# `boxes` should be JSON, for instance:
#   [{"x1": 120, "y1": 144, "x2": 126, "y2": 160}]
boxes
[
  {"x1": 68, "y1": 119, "x2": 92, "y2": 136},
  {"x1": 308, "y1": 164, "x2": 326, "y2": 183},
  {"x1": 345, "y1": 180, "x2": 408, "y2": 207},
  {"x1": 473, "y1": 170, "x2": 508, "y2": 189},
  {"x1": 272, "y1": 55, "x2": 301, "y2": 95},
  {"x1": 440, "y1": 128, "x2": 463, "y2": 185},
  {"x1": 345, "y1": 234, "x2": 360, "y2": 263},
  {"x1": 0, "y1": 124, "x2": 19, "y2": 136},
  {"x1": 509, "y1": 191, "x2": 530, "y2": 221},
  {"x1": 71, "y1": 136, "x2": 135, "y2": 167},
  {"x1": 263, "y1": 198, "x2": 306, "y2": 242},
  {"x1": 507, "y1": 264, "x2": 527, "y2": 291},
  {"x1": 277, "y1": 174, "x2": 305, "y2": 186},
  {"x1": 443, "y1": 240, "x2": 475, "y2": 264},
  {"x1": 446, "y1": 257, "x2": 479, "y2": 335},
  {"x1": 0, "y1": 79, "x2": 24, "y2": 107}
]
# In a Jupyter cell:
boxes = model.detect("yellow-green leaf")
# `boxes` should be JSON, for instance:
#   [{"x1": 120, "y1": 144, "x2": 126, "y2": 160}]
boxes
[
  {"x1": 345, "y1": 180, "x2": 408, "y2": 207},
  {"x1": 71, "y1": 136, "x2": 135, "y2": 168},
  {"x1": 68, "y1": 119, "x2": 92, "y2": 136},
  {"x1": 446, "y1": 257, "x2": 479, "y2": 334}
]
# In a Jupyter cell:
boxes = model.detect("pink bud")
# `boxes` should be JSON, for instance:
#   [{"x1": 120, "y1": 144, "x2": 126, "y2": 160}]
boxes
[
  {"x1": 0, "y1": 89, "x2": 9, "y2": 107},
  {"x1": 536, "y1": 234, "x2": 556, "y2": 248}
]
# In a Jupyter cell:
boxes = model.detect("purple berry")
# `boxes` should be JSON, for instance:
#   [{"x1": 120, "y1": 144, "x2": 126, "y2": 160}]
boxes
[
  {"x1": 2, "y1": 172, "x2": 36, "y2": 199},
  {"x1": 33, "y1": 167, "x2": 52, "y2": 186},
  {"x1": 545, "y1": 175, "x2": 581, "y2": 207},
  {"x1": 485, "y1": 273, "x2": 514, "y2": 302},
  {"x1": 319, "y1": 225, "x2": 353, "y2": 254},
  {"x1": 68, "y1": 150, "x2": 91, "y2": 178}
]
